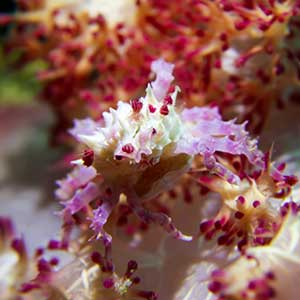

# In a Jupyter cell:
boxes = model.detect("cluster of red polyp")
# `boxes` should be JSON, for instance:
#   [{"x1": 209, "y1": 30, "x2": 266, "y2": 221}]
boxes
[
  {"x1": 209, "y1": 267, "x2": 278, "y2": 300},
  {"x1": 196, "y1": 149, "x2": 298, "y2": 251},
  {"x1": 206, "y1": 201, "x2": 300, "y2": 300},
  {"x1": 3, "y1": 0, "x2": 148, "y2": 143},
  {"x1": 0, "y1": 216, "x2": 158, "y2": 300},
  {"x1": 89, "y1": 251, "x2": 158, "y2": 300},
  {"x1": 0, "y1": 217, "x2": 37, "y2": 298},
  {"x1": 2, "y1": 0, "x2": 300, "y2": 142},
  {"x1": 137, "y1": 0, "x2": 300, "y2": 132}
]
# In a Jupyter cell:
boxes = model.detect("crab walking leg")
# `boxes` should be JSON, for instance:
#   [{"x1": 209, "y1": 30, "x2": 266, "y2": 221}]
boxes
[
  {"x1": 202, "y1": 152, "x2": 240, "y2": 185},
  {"x1": 127, "y1": 192, "x2": 193, "y2": 242},
  {"x1": 89, "y1": 189, "x2": 119, "y2": 269}
]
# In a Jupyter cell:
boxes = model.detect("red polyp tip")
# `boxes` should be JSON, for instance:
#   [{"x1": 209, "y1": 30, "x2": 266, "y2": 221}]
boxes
[
  {"x1": 219, "y1": 32, "x2": 227, "y2": 41},
  {"x1": 48, "y1": 239, "x2": 61, "y2": 250},
  {"x1": 127, "y1": 260, "x2": 138, "y2": 271},
  {"x1": 138, "y1": 291, "x2": 158, "y2": 300},
  {"x1": 284, "y1": 175, "x2": 298, "y2": 186},
  {"x1": 237, "y1": 195, "x2": 246, "y2": 204},
  {"x1": 277, "y1": 162, "x2": 286, "y2": 171},
  {"x1": 132, "y1": 276, "x2": 141, "y2": 284},
  {"x1": 11, "y1": 238, "x2": 26, "y2": 256},
  {"x1": 160, "y1": 104, "x2": 169, "y2": 115},
  {"x1": 38, "y1": 258, "x2": 52, "y2": 273},
  {"x1": 217, "y1": 234, "x2": 230, "y2": 245},
  {"x1": 265, "y1": 271, "x2": 276, "y2": 280},
  {"x1": 148, "y1": 104, "x2": 156, "y2": 113},
  {"x1": 222, "y1": 2, "x2": 234, "y2": 11},
  {"x1": 258, "y1": 20, "x2": 271, "y2": 31},
  {"x1": 253, "y1": 200, "x2": 261, "y2": 208},
  {"x1": 234, "y1": 211, "x2": 244, "y2": 219},
  {"x1": 214, "y1": 59, "x2": 222, "y2": 69},
  {"x1": 131, "y1": 99, "x2": 143, "y2": 112},
  {"x1": 122, "y1": 143, "x2": 135, "y2": 154},
  {"x1": 277, "y1": 15, "x2": 285, "y2": 23},
  {"x1": 104, "y1": 94, "x2": 115, "y2": 102},
  {"x1": 126, "y1": 260, "x2": 138, "y2": 277},
  {"x1": 248, "y1": 279, "x2": 259, "y2": 290},
  {"x1": 103, "y1": 277, "x2": 114, "y2": 289},
  {"x1": 205, "y1": 230, "x2": 215, "y2": 240},
  {"x1": 243, "y1": 0, "x2": 254, "y2": 9},
  {"x1": 259, "y1": 4, "x2": 272, "y2": 16},
  {"x1": 80, "y1": 90, "x2": 95, "y2": 102},
  {"x1": 200, "y1": 220, "x2": 213, "y2": 233},
  {"x1": 208, "y1": 281, "x2": 223, "y2": 293},
  {"x1": 82, "y1": 149, "x2": 94, "y2": 167},
  {"x1": 35, "y1": 248, "x2": 44, "y2": 257},
  {"x1": 214, "y1": 220, "x2": 223, "y2": 230},
  {"x1": 234, "y1": 19, "x2": 249, "y2": 31},
  {"x1": 168, "y1": 85, "x2": 175, "y2": 93},
  {"x1": 164, "y1": 95, "x2": 173, "y2": 105},
  {"x1": 50, "y1": 257, "x2": 59, "y2": 266},
  {"x1": 91, "y1": 251, "x2": 104, "y2": 265},
  {"x1": 235, "y1": 55, "x2": 249, "y2": 68}
]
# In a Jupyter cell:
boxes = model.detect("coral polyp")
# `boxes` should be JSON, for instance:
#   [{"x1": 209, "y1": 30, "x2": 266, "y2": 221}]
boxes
[{"x1": 208, "y1": 207, "x2": 300, "y2": 300}]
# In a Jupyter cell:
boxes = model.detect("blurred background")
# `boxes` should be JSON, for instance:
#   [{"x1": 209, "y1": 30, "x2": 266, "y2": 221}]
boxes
[{"x1": 0, "y1": 0, "x2": 64, "y2": 253}]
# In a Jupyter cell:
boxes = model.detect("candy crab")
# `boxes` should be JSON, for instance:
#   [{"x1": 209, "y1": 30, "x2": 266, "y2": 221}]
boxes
[{"x1": 54, "y1": 58, "x2": 265, "y2": 264}]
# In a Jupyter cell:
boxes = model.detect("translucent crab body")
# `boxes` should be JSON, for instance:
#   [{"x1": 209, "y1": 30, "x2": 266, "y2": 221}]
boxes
[{"x1": 55, "y1": 58, "x2": 264, "y2": 254}]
